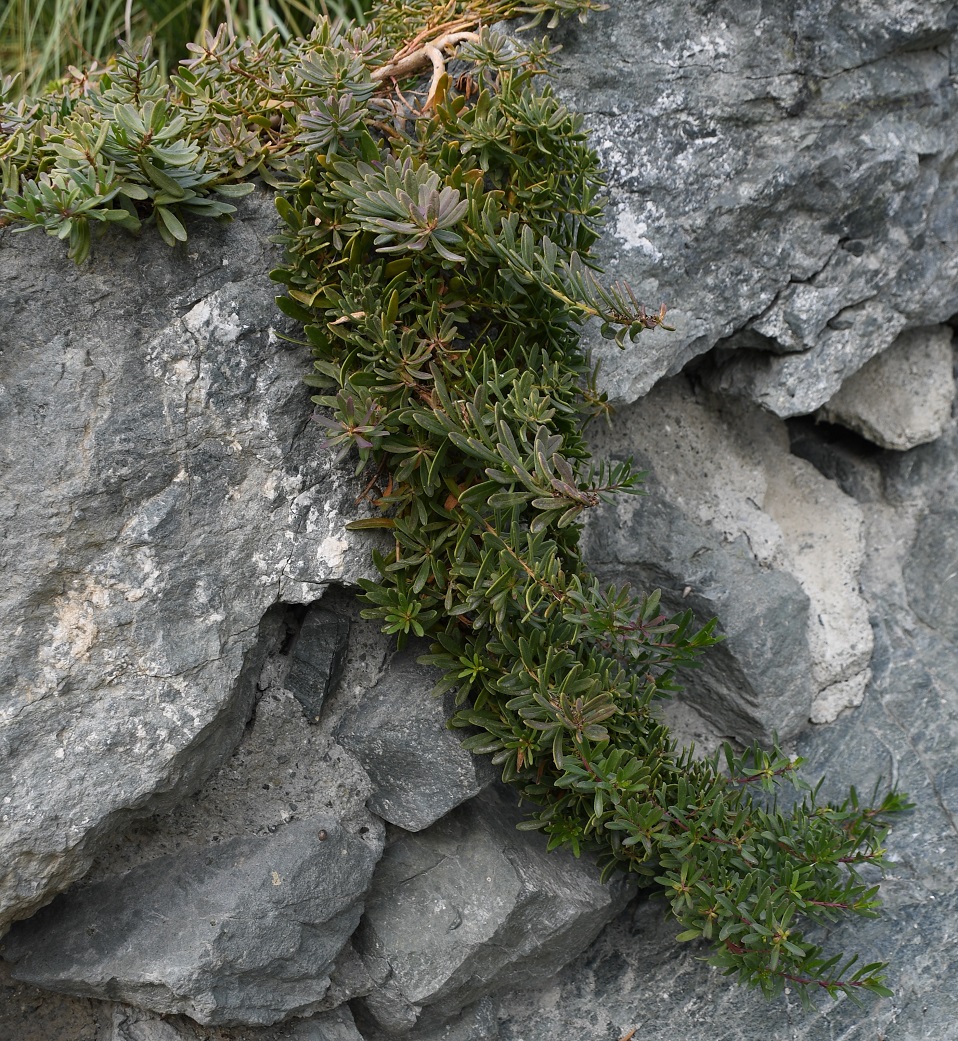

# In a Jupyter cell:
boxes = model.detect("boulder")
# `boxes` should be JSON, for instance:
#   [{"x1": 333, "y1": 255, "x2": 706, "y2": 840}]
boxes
[
  {"x1": 0, "y1": 190, "x2": 378, "y2": 932},
  {"x1": 545, "y1": 1, "x2": 958, "y2": 413},
  {"x1": 354, "y1": 784, "x2": 632, "y2": 1034},
  {"x1": 335, "y1": 640, "x2": 496, "y2": 832},
  {"x1": 2, "y1": 816, "x2": 384, "y2": 1026},
  {"x1": 584, "y1": 375, "x2": 871, "y2": 735}
]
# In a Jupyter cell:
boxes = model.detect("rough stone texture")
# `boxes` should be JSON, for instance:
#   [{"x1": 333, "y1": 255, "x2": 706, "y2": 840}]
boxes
[
  {"x1": 547, "y1": 1, "x2": 958, "y2": 415},
  {"x1": 335, "y1": 640, "x2": 496, "y2": 832},
  {"x1": 0, "y1": 190, "x2": 383, "y2": 934},
  {"x1": 584, "y1": 375, "x2": 872, "y2": 735},
  {"x1": 354, "y1": 784, "x2": 632, "y2": 1034},
  {"x1": 107, "y1": 1005, "x2": 366, "y2": 1041},
  {"x1": 360, "y1": 998, "x2": 500, "y2": 1041},
  {"x1": 286, "y1": 605, "x2": 352, "y2": 724},
  {"x1": 584, "y1": 461, "x2": 814, "y2": 743},
  {"x1": 818, "y1": 325, "x2": 956, "y2": 450},
  {"x1": 2, "y1": 815, "x2": 384, "y2": 1026},
  {"x1": 7, "y1": 2, "x2": 958, "y2": 1038}
]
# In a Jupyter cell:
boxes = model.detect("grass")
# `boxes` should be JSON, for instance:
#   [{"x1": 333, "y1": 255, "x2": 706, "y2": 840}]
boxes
[{"x1": 0, "y1": 0, "x2": 375, "y2": 97}]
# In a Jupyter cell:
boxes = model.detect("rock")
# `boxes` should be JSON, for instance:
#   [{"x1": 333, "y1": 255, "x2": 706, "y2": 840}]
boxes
[
  {"x1": 0, "y1": 958, "x2": 104, "y2": 1041},
  {"x1": 903, "y1": 506, "x2": 958, "y2": 641},
  {"x1": 354, "y1": 784, "x2": 631, "y2": 1034},
  {"x1": 107, "y1": 1003, "x2": 366, "y2": 1041},
  {"x1": 335, "y1": 640, "x2": 496, "y2": 832},
  {"x1": 544, "y1": 1, "x2": 958, "y2": 413},
  {"x1": 585, "y1": 375, "x2": 871, "y2": 735},
  {"x1": 495, "y1": 617, "x2": 958, "y2": 1041},
  {"x1": 111, "y1": 1007, "x2": 185, "y2": 1041},
  {"x1": 361, "y1": 998, "x2": 500, "y2": 1041},
  {"x1": 0, "y1": 189, "x2": 379, "y2": 932},
  {"x1": 2, "y1": 816, "x2": 385, "y2": 1026},
  {"x1": 286, "y1": 605, "x2": 352, "y2": 724},
  {"x1": 818, "y1": 326, "x2": 956, "y2": 450},
  {"x1": 761, "y1": 450, "x2": 871, "y2": 723},
  {"x1": 282, "y1": 1008, "x2": 368, "y2": 1041},
  {"x1": 585, "y1": 467, "x2": 814, "y2": 743}
]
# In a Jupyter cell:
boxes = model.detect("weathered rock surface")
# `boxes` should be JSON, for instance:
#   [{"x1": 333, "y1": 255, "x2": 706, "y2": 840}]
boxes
[
  {"x1": 105, "y1": 1004, "x2": 367, "y2": 1041},
  {"x1": 354, "y1": 784, "x2": 631, "y2": 1034},
  {"x1": 0, "y1": 190, "x2": 380, "y2": 932},
  {"x1": 2, "y1": 815, "x2": 384, "y2": 1025},
  {"x1": 818, "y1": 325, "x2": 956, "y2": 450},
  {"x1": 549, "y1": 1, "x2": 958, "y2": 414},
  {"x1": 585, "y1": 374, "x2": 872, "y2": 735},
  {"x1": 286, "y1": 605, "x2": 353, "y2": 724},
  {"x1": 7, "y1": 1, "x2": 958, "y2": 1039},
  {"x1": 335, "y1": 640, "x2": 496, "y2": 832}
]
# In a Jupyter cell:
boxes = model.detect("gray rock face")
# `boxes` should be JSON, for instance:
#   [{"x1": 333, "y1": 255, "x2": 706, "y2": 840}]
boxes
[
  {"x1": 354, "y1": 784, "x2": 631, "y2": 1034},
  {"x1": 286, "y1": 605, "x2": 352, "y2": 724},
  {"x1": 819, "y1": 325, "x2": 956, "y2": 450},
  {"x1": 3, "y1": 816, "x2": 384, "y2": 1026},
  {"x1": 107, "y1": 1003, "x2": 366, "y2": 1041},
  {"x1": 6, "y1": 1, "x2": 958, "y2": 1038},
  {"x1": 585, "y1": 462, "x2": 814, "y2": 742},
  {"x1": 548, "y1": 1, "x2": 958, "y2": 414},
  {"x1": 0, "y1": 190, "x2": 377, "y2": 933},
  {"x1": 335, "y1": 641, "x2": 495, "y2": 832},
  {"x1": 584, "y1": 374, "x2": 875, "y2": 737}
]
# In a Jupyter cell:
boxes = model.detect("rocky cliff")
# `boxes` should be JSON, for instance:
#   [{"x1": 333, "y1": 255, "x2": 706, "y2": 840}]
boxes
[{"x1": 3, "y1": 2, "x2": 958, "y2": 1039}]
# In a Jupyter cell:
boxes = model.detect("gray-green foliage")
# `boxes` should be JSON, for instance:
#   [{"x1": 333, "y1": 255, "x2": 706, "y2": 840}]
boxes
[
  {"x1": 270, "y1": 18, "x2": 910, "y2": 1006},
  {"x1": 0, "y1": 0, "x2": 911, "y2": 1007}
]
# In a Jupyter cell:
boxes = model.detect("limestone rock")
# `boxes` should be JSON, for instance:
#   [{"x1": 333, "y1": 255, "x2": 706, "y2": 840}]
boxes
[
  {"x1": 545, "y1": 1, "x2": 958, "y2": 413},
  {"x1": 0, "y1": 190, "x2": 378, "y2": 932},
  {"x1": 286, "y1": 605, "x2": 352, "y2": 724},
  {"x1": 2, "y1": 816, "x2": 384, "y2": 1026},
  {"x1": 819, "y1": 326, "x2": 956, "y2": 450},
  {"x1": 585, "y1": 376, "x2": 871, "y2": 735},
  {"x1": 335, "y1": 640, "x2": 496, "y2": 832},
  {"x1": 107, "y1": 1003, "x2": 366, "y2": 1041},
  {"x1": 360, "y1": 998, "x2": 500, "y2": 1041},
  {"x1": 354, "y1": 784, "x2": 631, "y2": 1034}
]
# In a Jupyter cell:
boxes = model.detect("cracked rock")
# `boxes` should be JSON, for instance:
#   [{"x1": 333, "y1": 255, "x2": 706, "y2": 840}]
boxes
[
  {"x1": 584, "y1": 375, "x2": 871, "y2": 735},
  {"x1": 545, "y1": 1, "x2": 958, "y2": 413},
  {"x1": 335, "y1": 639, "x2": 496, "y2": 832},
  {"x1": 0, "y1": 190, "x2": 378, "y2": 933},
  {"x1": 2, "y1": 816, "x2": 384, "y2": 1026},
  {"x1": 353, "y1": 783, "x2": 632, "y2": 1034},
  {"x1": 286, "y1": 604, "x2": 352, "y2": 724},
  {"x1": 819, "y1": 325, "x2": 956, "y2": 450}
]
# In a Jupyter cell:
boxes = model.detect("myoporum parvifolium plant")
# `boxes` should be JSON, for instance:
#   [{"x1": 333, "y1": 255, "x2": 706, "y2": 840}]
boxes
[{"x1": 0, "y1": 0, "x2": 911, "y2": 1007}]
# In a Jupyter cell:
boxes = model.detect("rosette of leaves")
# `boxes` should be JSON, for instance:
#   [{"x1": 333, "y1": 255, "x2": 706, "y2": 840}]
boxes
[{"x1": 271, "y1": 17, "x2": 910, "y2": 1006}]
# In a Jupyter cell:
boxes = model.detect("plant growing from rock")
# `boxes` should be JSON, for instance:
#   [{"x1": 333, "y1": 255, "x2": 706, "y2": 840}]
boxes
[{"x1": 0, "y1": 0, "x2": 911, "y2": 1007}]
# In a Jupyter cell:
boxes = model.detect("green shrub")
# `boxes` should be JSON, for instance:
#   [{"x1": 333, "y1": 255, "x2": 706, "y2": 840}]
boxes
[{"x1": 0, "y1": 0, "x2": 911, "y2": 1006}]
